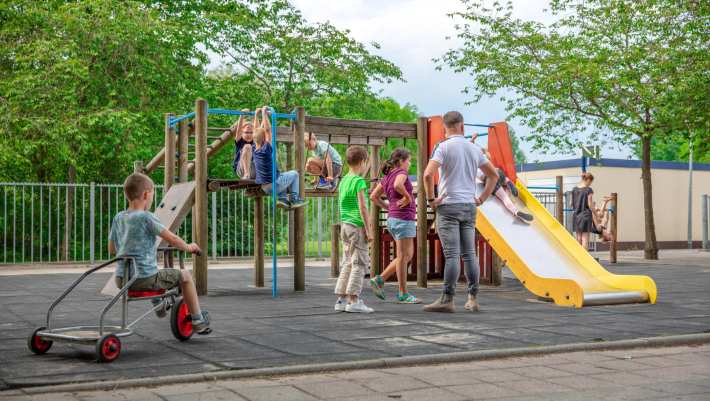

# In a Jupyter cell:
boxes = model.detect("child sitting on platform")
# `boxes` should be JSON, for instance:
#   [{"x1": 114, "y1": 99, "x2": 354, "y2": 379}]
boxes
[
  {"x1": 252, "y1": 107, "x2": 306, "y2": 209},
  {"x1": 108, "y1": 173, "x2": 211, "y2": 334},
  {"x1": 304, "y1": 132, "x2": 343, "y2": 191},
  {"x1": 334, "y1": 146, "x2": 374, "y2": 313}
]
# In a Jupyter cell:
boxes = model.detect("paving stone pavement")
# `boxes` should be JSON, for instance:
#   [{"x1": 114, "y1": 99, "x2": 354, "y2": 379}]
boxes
[
  {"x1": 0, "y1": 250, "x2": 708, "y2": 390},
  {"x1": 1, "y1": 344, "x2": 709, "y2": 400}
]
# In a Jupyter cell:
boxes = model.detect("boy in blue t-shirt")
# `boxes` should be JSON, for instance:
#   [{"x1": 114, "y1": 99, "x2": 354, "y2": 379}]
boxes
[
  {"x1": 252, "y1": 107, "x2": 305, "y2": 209},
  {"x1": 108, "y1": 173, "x2": 210, "y2": 334}
]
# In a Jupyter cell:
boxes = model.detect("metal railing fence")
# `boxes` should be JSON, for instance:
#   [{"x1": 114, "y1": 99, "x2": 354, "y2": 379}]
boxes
[{"x1": 0, "y1": 182, "x2": 338, "y2": 264}]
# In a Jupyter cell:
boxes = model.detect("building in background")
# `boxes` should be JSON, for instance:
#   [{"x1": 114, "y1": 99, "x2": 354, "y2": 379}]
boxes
[{"x1": 517, "y1": 158, "x2": 710, "y2": 250}]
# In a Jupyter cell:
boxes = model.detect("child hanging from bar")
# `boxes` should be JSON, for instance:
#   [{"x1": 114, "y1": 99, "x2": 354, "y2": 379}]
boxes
[
  {"x1": 233, "y1": 108, "x2": 256, "y2": 180},
  {"x1": 592, "y1": 196, "x2": 613, "y2": 242},
  {"x1": 478, "y1": 148, "x2": 533, "y2": 223},
  {"x1": 304, "y1": 132, "x2": 343, "y2": 191},
  {"x1": 252, "y1": 106, "x2": 306, "y2": 210},
  {"x1": 334, "y1": 146, "x2": 374, "y2": 313}
]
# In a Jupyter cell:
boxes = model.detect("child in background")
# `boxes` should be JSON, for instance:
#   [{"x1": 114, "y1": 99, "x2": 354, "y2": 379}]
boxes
[
  {"x1": 252, "y1": 107, "x2": 306, "y2": 210},
  {"x1": 305, "y1": 132, "x2": 343, "y2": 191},
  {"x1": 109, "y1": 173, "x2": 210, "y2": 334},
  {"x1": 334, "y1": 146, "x2": 374, "y2": 313},
  {"x1": 593, "y1": 196, "x2": 613, "y2": 242},
  {"x1": 369, "y1": 148, "x2": 421, "y2": 304}
]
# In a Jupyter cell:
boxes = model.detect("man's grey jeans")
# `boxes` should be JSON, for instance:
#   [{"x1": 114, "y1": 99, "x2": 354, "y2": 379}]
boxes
[{"x1": 435, "y1": 203, "x2": 479, "y2": 296}]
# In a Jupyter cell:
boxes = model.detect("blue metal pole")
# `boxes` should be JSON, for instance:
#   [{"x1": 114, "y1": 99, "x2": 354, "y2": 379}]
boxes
[{"x1": 270, "y1": 107, "x2": 278, "y2": 298}]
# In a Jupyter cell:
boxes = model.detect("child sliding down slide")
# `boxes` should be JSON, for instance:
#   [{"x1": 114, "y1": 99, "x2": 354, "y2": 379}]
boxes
[{"x1": 477, "y1": 149, "x2": 533, "y2": 223}]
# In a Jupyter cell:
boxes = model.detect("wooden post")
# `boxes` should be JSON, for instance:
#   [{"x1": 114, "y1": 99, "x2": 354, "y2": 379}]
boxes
[
  {"x1": 286, "y1": 143, "x2": 295, "y2": 255},
  {"x1": 133, "y1": 161, "x2": 144, "y2": 174},
  {"x1": 610, "y1": 192, "x2": 618, "y2": 263},
  {"x1": 555, "y1": 175, "x2": 564, "y2": 225},
  {"x1": 331, "y1": 223, "x2": 340, "y2": 277},
  {"x1": 178, "y1": 121, "x2": 189, "y2": 182},
  {"x1": 294, "y1": 107, "x2": 306, "y2": 291},
  {"x1": 416, "y1": 116, "x2": 429, "y2": 288},
  {"x1": 254, "y1": 196, "x2": 265, "y2": 287},
  {"x1": 491, "y1": 251, "x2": 503, "y2": 286},
  {"x1": 369, "y1": 145, "x2": 382, "y2": 276},
  {"x1": 164, "y1": 113, "x2": 176, "y2": 192},
  {"x1": 193, "y1": 100, "x2": 209, "y2": 295}
]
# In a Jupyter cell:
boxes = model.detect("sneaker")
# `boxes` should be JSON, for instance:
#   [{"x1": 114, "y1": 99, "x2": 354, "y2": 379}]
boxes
[
  {"x1": 289, "y1": 197, "x2": 306, "y2": 209},
  {"x1": 151, "y1": 298, "x2": 167, "y2": 318},
  {"x1": 315, "y1": 178, "x2": 331, "y2": 190},
  {"x1": 276, "y1": 197, "x2": 290, "y2": 209},
  {"x1": 345, "y1": 299, "x2": 374, "y2": 313},
  {"x1": 509, "y1": 184, "x2": 519, "y2": 198},
  {"x1": 334, "y1": 298, "x2": 347, "y2": 312},
  {"x1": 464, "y1": 294, "x2": 480, "y2": 312},
  {"x1": 369, "y1": 275, "x2": 385, "y2": 300},
  {"x1": 423, "y1": 294, "x2": 455, "y2": 313},
  {"x1": 397, "y1": 292, "x2": 422, "y2": 304},
  {"x1": 516, "y1": 211, "x2": 533, "y2": 222},
  {"x1": 192, "y1": 311, "x2": 212, "y2": 335}
]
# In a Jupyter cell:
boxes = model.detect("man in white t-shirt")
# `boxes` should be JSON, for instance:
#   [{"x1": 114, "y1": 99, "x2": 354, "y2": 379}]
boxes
[{"x1": 422, "y1": 111, "x2": 498, "y2": 313}]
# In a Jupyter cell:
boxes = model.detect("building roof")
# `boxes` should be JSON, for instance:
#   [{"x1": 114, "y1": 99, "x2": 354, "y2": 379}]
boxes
[{"x1": 517, "y1": 158, "x2": 710, "y2": 172}]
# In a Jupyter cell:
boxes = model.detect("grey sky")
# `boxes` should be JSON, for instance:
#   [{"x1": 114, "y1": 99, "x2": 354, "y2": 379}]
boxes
[{"x1": 288, "y1": 0, "x2": 634, "y2": 162}]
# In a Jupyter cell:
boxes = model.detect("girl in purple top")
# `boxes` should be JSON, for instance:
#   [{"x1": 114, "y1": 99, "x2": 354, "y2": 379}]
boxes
[{"x1": 369, "y1": 148, "x2": 420, "y2": 304}]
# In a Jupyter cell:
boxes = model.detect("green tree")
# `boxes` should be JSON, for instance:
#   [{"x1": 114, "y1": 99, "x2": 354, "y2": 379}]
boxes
[
  {"x1": 0, "y1": 0, "x2": 205, "y2": 183},
  {"x1": 633, "y1": 134, "x2": 710, "y2": 163},
  {"x1": 439, "y1": 0, "x2": 709, "y2": 259}
]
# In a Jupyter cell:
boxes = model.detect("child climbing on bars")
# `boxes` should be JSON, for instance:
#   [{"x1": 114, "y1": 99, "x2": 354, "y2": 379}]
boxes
[
  {"x1": 232, "y1": 109, "x2": 256, "y2": 180},
  {"x1": 369, "y1": 148, "x2": 421, "y2": 304},
  {"x1": 478, "y1": 149, "x2": 533, "y2": 223},
  {"x1": 592, "y1": 196, "x2": 613, "y2": 242},
  {"x1": 304, "y1": 132, "x2": 343, "y2": 191},
  {"x1": 252, "y1": 107, "x2": 306, "y2": 210},
  {"x1": 334, "y1": 146, "x2": 374, "y2": 313}
]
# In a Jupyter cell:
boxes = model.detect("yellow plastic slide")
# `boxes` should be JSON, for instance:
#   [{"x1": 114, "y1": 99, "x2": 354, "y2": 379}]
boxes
[{"x1": 475, "y1": 183, "x2": 657, "y2": 308}]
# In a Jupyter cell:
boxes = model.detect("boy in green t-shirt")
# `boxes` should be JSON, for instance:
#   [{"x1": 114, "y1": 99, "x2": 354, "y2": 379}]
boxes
[{"x1": 334, "y1": 146, "x2": 373, "y2": 313}]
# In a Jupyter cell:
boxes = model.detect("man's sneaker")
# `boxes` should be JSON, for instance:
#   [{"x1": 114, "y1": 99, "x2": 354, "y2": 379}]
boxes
[
  {"x1": 423, "y1": 294, "x2": 455, "y2": 313},
  {"x1": 151, "y1": 298, "x2": 167, "y2": 318},
  {"x1": 397, "y1": 292, "x2": 422, "y2": 304},
  {"x1": 192, "y1": 311, "x2": 211, "y2": 335},
  {"x1": 369, "y1": 275, "x2": 385, "y2": 300},
  {"x1": 464, "y1": 294, "x2": 480, "y2": 312},
  {"x1": 334, "y1": 298, "x2": 347, "y2": 312},
  {"x1": 509, "y1": 183, "x2": 519, "y2": 198},
  {"x1": 276, "y1": 197, "x2": 290, "y2": 209},
  {"x1": 289, "y1": 197, "x2": 306, "y2": 209},
  {"x1": 516, "y1": 211, "x2": 533, "y2": 222},
  {"x1": 345, "y1": 299, "x2": 374, "y2": 313},
  {"x1": 315, "y1": 177, "x2": 331, "y2": 190}
]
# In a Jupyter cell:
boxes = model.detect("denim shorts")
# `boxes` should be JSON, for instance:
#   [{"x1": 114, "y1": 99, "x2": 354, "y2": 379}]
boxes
[{"x1": 387, "y1": 217, "x2": 416, "y2": 240}]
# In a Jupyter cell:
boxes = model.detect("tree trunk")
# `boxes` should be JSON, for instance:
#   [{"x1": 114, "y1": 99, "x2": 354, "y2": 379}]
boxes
[{"x1": 640, "y1": 135, "x2": 659, "y2": 259}]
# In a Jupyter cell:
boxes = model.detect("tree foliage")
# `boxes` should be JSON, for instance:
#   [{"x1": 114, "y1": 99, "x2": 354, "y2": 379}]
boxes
[{"x1": 439, "y1": 0, "x2": 709, "y2": 259}]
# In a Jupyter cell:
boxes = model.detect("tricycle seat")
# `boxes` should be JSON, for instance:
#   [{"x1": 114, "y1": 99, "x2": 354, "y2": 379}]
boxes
[{"x1": 128, "y1": 289, "x2": 166, "y2": 298}]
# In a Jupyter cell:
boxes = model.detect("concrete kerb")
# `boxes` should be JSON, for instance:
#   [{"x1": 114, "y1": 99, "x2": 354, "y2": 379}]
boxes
[{"x1": 9, "y1": 332, "x2": 710, "y2": 396}]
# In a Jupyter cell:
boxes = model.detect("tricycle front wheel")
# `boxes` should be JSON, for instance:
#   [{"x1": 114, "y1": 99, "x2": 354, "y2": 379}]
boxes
[{"x1": 170, "y1": 297, "x2": 193, "y2": 341}]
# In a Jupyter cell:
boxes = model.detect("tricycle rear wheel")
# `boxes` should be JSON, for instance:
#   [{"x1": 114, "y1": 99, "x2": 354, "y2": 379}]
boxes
[
  {"x1": 96, "y1": 334, "x2": 121, "y2": 363},
  {"x1": 28, "y1": 327, "x2": 53, "y2": 355}
]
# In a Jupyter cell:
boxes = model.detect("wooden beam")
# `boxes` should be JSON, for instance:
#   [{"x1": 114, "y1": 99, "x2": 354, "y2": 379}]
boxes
[
  {"x1": 305, "y1": 116, "x2": 417, "y2": 132},
  {"x1": 610, "y1": 192, "x2": 618, "y2": 263},
  {"x1": 294, "y1": 107, "x2": 306, "y2": 291},
  {"x1": 178, "y1": 121, "x2": 189, "y2": 182},
  {"x1": 370, "y1": 145, "x2": 382, "y2": 276},
  {"x1": 416, "y1": 116, "x2": 429, "y2": 288},
  {"x1": 164, "y1": 114, "x2": 176, "y2": 192},
  {"x1": 305, "y1": 123, "x2": 416, "y2": 139},
  {"x1": 331, "y1": 224, "x2": 340, "y2": 278},
  {"x1": 145, "y1": 148, "x2": 165, "y2": 174},
  {"x1": 133, "y1": 160, "x2": 144, "y2": 174},
  {"x1": 556, "y1": 175, "x2": 564, "y2": 225},
  {"x1": 193, "y1": 99, "x2": 209, "y2": 295}
]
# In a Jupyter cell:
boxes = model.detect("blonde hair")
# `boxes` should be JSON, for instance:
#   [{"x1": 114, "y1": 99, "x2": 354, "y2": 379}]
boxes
[
  {"x1": 123, "y1": 173, "x2": 154, "y2": 201},
  {"x1": 254, "y1": 127, "x2": 266, "y2": 145},
  {"x1": 303, "y1": 132, "x2": 316, "y2": 144}
]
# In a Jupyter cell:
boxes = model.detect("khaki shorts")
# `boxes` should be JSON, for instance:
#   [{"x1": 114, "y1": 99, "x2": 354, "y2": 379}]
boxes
[{"x1": 116, "y1": 268, "x2": 182, "y2": 291}]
